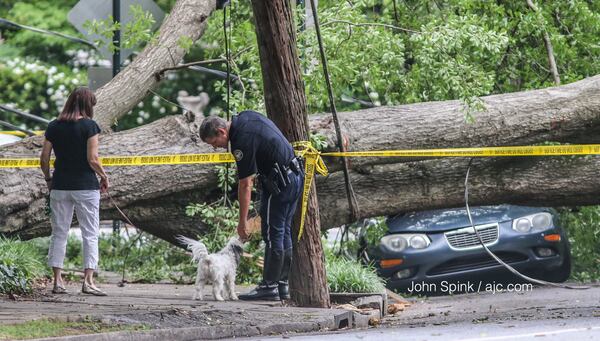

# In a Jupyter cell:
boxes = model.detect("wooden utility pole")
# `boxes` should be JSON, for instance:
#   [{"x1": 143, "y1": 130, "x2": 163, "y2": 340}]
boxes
[{"x1": 250, "y1": 0, "x2": 330, "y2": 307}]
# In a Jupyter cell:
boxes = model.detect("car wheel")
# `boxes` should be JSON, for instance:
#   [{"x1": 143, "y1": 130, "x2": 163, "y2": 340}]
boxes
[{"x1": 538, "y1": 249, "x2": 572, "y2": 283}]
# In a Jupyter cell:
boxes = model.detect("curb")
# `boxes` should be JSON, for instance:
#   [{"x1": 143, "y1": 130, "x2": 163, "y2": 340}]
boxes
[{"x1": 33, "y1": 311, "x2": 357, "y2": 341}]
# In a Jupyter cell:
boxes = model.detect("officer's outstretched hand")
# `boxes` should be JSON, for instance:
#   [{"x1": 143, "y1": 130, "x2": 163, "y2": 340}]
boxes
[{"x1": 237, "y1": 221, "x2": 249, "y2": 242}]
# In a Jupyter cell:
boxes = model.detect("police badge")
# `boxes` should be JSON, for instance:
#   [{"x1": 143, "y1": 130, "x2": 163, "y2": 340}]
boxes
[{"x1": 233, "y1": 149, "x2": 243, "y2": 161}]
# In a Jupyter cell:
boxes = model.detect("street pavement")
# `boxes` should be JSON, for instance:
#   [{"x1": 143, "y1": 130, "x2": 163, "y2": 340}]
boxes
[
  {"x1": 235, "y1": 283, "x2": 600, "y2": 341},
  {"x1": 0, "y1": 281, "x2": 356, "y2": 340},
  {"x1": 1, "y1": 277, "x2": 598, "y2": 340}
]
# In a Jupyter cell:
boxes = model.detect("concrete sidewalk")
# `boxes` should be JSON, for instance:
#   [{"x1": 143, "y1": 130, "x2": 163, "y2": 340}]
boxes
[{"x1": 0, "y1": 282, "x2": 365, "y2": 340}]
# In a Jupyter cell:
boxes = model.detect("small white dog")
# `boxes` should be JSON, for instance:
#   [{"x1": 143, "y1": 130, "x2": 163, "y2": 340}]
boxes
[{"x1": 177, "y1": 235, "x2": 244, "y2": 301}]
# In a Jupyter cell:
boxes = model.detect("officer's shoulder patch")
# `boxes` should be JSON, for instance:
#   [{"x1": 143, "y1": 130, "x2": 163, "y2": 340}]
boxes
[{"x1": 233, "y1": 149, "x2": 243, "y2": 161}]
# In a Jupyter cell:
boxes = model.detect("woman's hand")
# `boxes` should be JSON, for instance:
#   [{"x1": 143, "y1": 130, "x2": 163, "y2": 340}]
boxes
[
  {"x1": 100, "y1": 177, "x2": 109, "y2": 193},
  {"x1": 45, "y1": 178, "x2": 52, "y2": 191}
]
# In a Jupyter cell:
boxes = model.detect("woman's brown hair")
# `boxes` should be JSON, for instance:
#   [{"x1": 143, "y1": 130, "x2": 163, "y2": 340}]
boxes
[{"x1": 58, "y1": 87, "x2": 97, "y2": 121}]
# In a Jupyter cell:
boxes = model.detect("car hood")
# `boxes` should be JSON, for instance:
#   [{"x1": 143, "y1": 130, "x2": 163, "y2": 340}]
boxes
[
  {"x1": 0, "y1": 134, "x2": 22, "y2": 146},
  {"x1": 386, "y1": 205, "x2": 553, "y2": 233}
]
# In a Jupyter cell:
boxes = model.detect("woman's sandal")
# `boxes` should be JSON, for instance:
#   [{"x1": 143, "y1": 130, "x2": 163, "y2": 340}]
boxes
[
  {"x1": 81, "y1": 282, "x2": 107, "y2": 296},
  {"x1": 51, "y1": 285, "x2": 68, "y2": 294}
]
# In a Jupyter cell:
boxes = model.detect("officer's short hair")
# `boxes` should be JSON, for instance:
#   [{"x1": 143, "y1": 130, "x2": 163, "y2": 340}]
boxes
[{"x1": 199, "y1": 116, "x2": 227, "y2": 141}]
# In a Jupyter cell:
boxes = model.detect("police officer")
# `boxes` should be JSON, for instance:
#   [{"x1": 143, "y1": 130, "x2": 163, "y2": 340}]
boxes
[{"x1": 199, "y1": 111, "x2": 304, "y2": 301}]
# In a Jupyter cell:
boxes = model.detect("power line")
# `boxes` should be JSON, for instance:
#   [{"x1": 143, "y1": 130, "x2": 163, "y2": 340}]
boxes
[
  {"x1": 0, "y1": 119, "x2": 36, "y2": 136},
  {"x1": 0, "y1": 17, "x2": 97, "y2": 49},
  {"x1": 0, "y1": 104, "x2": 50, "y2": 125}
]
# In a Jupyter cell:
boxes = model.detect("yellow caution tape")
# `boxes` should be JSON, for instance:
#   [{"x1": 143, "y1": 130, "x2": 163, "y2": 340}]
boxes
[
  {"x1": 322, "y1": 144, "x2": 600, "y2": 157},
  {"x1": 3, "y1": 143, "x2": 600, "y2": 240},
  {"x1": 0, "y1": 131, "x2": 44, "y2": 137},
  {"x1": 292, "y1": 141, "x2": 329, "y2": 240},
  {"x1": 0, "y1": 153, "x2": 235, "y2": 168},
  {"x1": 98, "y1": 153, "x2": 235, "y2": 166}
]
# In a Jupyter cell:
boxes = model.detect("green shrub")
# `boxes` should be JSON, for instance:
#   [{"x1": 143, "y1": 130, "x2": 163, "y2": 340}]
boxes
[
  {"x1": 0, "y1": 238, "x2": 46, "y2": 295},
  {"x1": 0, "y1": 57, "x2": 86, "y2": 130},
  {"x1": 97, "y1": 232, "x2": 195, "y2": 284},
  {"x1": 24, "y1": 226, "x2": 261, "y2": 285},
  {"x1": 0, "y1": 263, "x2": 30, "y2": 295},
  {"x1": 558, "y1": 206, "x2": 600, "y2": 282}
]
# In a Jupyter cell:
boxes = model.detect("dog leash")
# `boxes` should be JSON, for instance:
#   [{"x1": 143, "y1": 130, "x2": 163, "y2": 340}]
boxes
[
  {"x1": 106, "y1": 191, "x2": 137, "y2": 229},
  {"x1": 105, "y1": 191, "x2": 146, "y2": 286}
]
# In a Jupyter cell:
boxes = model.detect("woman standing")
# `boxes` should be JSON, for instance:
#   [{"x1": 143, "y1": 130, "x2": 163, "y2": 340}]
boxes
[{"x1": 40, "y1": 87, "x2": 109, "y2": 296}]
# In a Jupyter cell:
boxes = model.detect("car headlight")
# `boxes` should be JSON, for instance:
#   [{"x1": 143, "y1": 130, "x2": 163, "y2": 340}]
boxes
[
  {"x1": 514, "y1": 218, "x2": 531, "y2": 232},
  {"x1": 409, "y1": 235, "x2": 429, "y2": 249},
  {"x1": 381, "y1": 234, "x2": 430, "y2": 252},
  {"x1": 532, "y1": 213, "x2": 552, "y2": 229},
  {"x1": 381, "y1": 235, "x2": 408, "y2": 252},
  {"x1": 512, "y1": 212, "x2": 553, "y2": 233}
]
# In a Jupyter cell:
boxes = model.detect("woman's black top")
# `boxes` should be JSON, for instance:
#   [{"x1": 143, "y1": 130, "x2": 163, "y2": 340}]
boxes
[{"x1": 44, "y1": 118, "x2": 101, "y2": 190}]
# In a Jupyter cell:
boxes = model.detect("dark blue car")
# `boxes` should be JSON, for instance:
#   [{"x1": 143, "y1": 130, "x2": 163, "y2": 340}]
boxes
[{"x1": 367, "y1": 205, "x2": 571, "y2": 293}]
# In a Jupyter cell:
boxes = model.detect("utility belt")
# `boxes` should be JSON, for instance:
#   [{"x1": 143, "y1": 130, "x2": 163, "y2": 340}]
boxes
[{"x1": 258, "y1": 157, "x2": 304, "y2": 196}]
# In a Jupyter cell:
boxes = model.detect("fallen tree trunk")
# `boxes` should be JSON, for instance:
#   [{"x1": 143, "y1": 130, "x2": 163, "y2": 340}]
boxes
[
  {"x1": 2, "y1": 75, "x2": 600, "y2": 241},
  {"x1": 316, "y1": 155, "x2": 600, "y2": 227},
  {"x1": 316, "y1": 74, "x2": 600, "y2": 171}
]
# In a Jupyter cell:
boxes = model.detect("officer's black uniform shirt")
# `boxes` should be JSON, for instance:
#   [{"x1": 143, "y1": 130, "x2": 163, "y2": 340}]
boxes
[{"x1": 229, "y1": 110, "x2": 295, "y2": 179}]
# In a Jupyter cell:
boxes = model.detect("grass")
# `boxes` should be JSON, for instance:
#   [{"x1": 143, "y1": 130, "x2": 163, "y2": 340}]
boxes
[
  {"x1": 0, "y1": 237, "x2": 47, "y2": 295},
  {"x1": 326, "y1": 253, "x2": 386, "y2": 293},
  {"x1": 0, "y1": 319, "x2": 149, "y2": 340}
]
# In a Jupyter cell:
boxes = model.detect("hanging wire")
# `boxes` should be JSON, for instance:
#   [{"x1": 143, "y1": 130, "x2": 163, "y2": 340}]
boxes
[
  {"x1": 224, "y1": 4, "x2": 232, "y2": 122},
  {"x1": 223, "y1": 0, "x2": 232, "y2": 206},
  {"x1": 308, "y1": 0, "x2": 360, "y2": 222}
]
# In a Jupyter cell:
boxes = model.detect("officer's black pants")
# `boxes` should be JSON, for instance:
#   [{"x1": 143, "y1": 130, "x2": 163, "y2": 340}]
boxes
[{"x1": 260, "y1": 171, "x2": 304, "y2": 252}]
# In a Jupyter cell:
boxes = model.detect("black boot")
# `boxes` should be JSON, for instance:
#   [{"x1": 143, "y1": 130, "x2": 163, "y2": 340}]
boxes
[
  {"x1": 237, "y1": 281, "x2": 279, "y2": 301},
  {"x1": 239, "y1": 248, "x2": 283, "y2": 301},
  {"x1": 278, "y1": 248, "x2": 292, "y2": 300}
]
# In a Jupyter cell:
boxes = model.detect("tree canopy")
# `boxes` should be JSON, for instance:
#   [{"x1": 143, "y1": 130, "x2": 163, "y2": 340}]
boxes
[{"x1": 2, "y1": 0, "x2": 600, "y2": 130}]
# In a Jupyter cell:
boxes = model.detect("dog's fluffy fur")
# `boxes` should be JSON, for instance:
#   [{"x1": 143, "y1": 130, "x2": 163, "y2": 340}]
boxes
[{"x1": 177, "y1": 235, "x2": 244, "y2": 301}]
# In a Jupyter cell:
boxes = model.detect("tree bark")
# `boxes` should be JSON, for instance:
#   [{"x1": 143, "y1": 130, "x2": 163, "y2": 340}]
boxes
[
  {"x1": 316, "y1": 155, "x2": 600, "y2": 229},
  {"x1": 250, "y1": 0, "x2": 330, "y2": 308}
]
